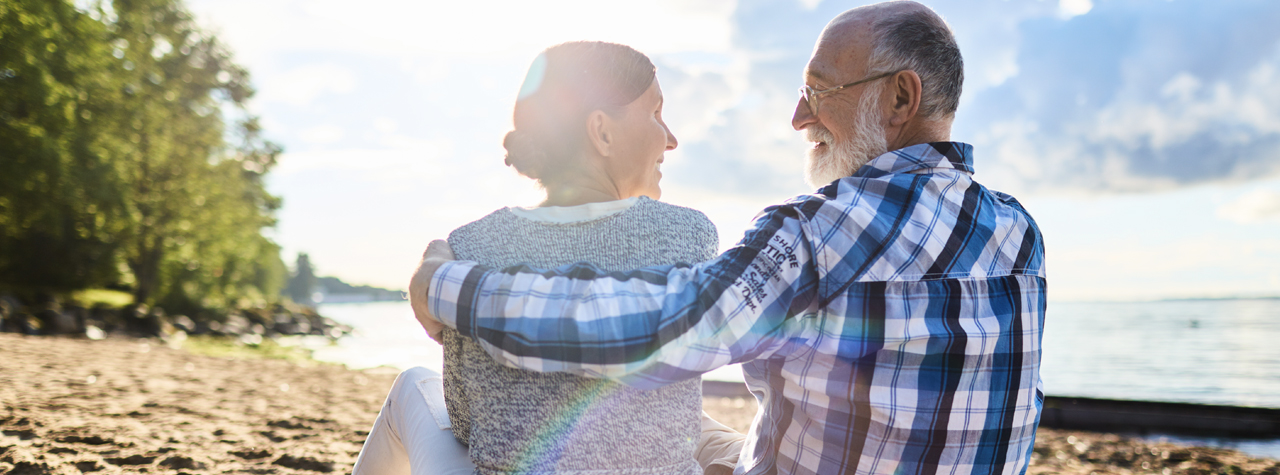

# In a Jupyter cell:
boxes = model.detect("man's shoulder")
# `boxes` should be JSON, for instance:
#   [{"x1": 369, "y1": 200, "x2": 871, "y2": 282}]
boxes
[
  {"x1": 774, "y1": 172, "x2": 934, "y2": 222},
  {"x1": 807, "y1": 167, "x2": 1026, "y2": 214},
  {"x1": 779, "y1": 170, "x2": 1046, "y2": 281}
]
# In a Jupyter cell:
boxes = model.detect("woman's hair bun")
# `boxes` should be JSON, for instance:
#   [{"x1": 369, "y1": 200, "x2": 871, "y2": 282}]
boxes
[{"x1": 502, "y1": 129, "x2": 551, "y2": 181}]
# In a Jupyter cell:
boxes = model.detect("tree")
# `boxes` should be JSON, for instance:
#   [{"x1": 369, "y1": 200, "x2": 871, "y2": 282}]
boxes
[
  {"x1": 0, "y1": 0, "x2": 130, "y2": 292},
  {"x1": 0, "y1": 0, "x2": 287, "y2": 316},
  {"x1": 286, "y1": 253, "x2": 317, "y2": 307}
]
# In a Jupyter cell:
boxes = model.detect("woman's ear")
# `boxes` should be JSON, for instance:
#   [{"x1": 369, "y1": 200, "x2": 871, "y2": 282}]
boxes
[{"x1": 586, "y1": 110, "x2": 613, "y2": 157}]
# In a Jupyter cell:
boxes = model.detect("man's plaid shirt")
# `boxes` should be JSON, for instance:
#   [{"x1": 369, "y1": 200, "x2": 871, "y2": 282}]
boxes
[{"x1": 429, "y1": 142, "x2": 1047, "y2": 475}]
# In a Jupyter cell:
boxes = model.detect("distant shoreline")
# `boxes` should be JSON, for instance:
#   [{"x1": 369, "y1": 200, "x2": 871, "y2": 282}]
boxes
[{"x1": 1049, "y1": 295, "x2": 1280, "y2": 305}]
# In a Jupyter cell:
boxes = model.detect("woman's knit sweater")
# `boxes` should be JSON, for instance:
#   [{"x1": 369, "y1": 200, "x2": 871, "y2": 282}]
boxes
[{"x1": 441, "y1": 196, "x2": 718, "y2": 475}]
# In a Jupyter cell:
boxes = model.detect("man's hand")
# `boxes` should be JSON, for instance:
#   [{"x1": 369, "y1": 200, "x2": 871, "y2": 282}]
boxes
[{"x1": 409, "y1": 239, "x2": 455, "y2": 343}]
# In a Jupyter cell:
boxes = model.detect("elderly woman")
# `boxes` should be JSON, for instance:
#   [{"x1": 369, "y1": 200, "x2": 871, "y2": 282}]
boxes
[{"x1": 354, "y1": 42, "x2": 735, "y2": 475}]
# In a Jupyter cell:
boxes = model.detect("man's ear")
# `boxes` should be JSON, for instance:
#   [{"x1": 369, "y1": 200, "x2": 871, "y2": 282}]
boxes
[
  {"x1": 888, "y1": 70, "x2": 922, "y2": 127},
  {"x1": 586, "y1": 110, "x2": 613, "y2": 157}
]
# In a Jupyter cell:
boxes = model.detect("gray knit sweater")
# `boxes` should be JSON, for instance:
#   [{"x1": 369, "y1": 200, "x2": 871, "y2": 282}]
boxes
[{"x1": 442, "y1": 196, "x2": 718, "y2": 475}]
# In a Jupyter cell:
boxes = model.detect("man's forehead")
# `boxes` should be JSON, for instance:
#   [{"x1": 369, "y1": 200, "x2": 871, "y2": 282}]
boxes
[
  {"x1": 803, "y1": 65, "x2": 831, "y2": 83},
  {"x1": 804, "y1": 1, "x2": 932, "y2": 83},
  {"x1": 804, "y1": 27, "x2": 871, "y2": 83}
]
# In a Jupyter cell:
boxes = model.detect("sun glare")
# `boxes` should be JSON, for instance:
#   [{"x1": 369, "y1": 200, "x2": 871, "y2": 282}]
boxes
[{"x1": 237, "y1": 0, "x2": 736, "y2": 60}]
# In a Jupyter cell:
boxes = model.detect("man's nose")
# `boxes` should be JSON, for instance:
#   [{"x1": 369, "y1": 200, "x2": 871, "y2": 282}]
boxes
[{"x1": 792, "y1": 97, "x2": 817, "y2": 131}]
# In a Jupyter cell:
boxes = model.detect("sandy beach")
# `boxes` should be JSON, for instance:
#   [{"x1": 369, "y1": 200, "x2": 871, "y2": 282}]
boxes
[{"x1": 2, "y1": 333, "x2": 1277, "y2": 475}]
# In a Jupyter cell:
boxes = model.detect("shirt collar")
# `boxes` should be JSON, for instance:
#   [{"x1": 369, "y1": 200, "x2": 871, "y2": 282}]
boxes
[
  {"x1": 509, "y1": 197, "x2": 640, "y2": 224},
  {"x1": 852, "y1": 142, "x2": 974, "y2": 177}
]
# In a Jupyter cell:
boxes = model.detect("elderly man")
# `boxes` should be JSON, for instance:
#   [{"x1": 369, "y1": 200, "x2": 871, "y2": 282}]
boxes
[{"x1": 413, "y1": 2, "x2": 1046, "y2": 474}]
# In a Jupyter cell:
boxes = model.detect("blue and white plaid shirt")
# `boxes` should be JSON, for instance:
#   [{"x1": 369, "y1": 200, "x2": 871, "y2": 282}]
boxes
[{"x1": 429, "y1": 142, "x2": 1047, "y2": 475}]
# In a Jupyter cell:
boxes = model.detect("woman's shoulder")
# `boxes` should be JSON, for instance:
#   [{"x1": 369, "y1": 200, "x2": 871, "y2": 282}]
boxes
[
  {"x1": 630, "y1": 197, "x2": 719, "y2": 258},
  {"x1": 446, "y1": 208, "x2": 517, "y2": 249},
  {"x1": 633, "y1": 197, "x2": 715, "y2": 230}
]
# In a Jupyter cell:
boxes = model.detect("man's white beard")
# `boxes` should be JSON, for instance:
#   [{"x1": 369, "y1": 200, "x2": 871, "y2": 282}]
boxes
[{"x1": 803, "y1": 88, "x2": 889, "y2": 188}]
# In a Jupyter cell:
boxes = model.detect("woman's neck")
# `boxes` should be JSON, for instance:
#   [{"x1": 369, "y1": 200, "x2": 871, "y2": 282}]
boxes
[
  {"x1": 540, "y1": 184, "x2": 625, "y2": 207},
  {"x1": 538, "y1": 162, "x2": 630, "y2": 207}
]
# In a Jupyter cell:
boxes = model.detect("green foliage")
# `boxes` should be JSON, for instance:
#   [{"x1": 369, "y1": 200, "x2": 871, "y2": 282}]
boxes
[
  {"x1": 70, "y1": 288, "x2": 134, "y2": 307},
  {"x1": 179, "y1": 334, "x2": 319, "y2": 364},
  {"x1": 0, "y1": 0, "x2": 286, "y2": 315},
  {"x1": 286, "y1": 253, "x2": 317, "y2": 306},
  {"x1": 0, "y1": 0, "x2": 129, "y2": 290}
]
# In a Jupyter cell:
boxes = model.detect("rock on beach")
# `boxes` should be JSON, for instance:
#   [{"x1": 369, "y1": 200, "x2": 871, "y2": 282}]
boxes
[
  {"x1": 1, "y1": 333, "x2": 1277, "y2": 474},
  {"x1": 0, "y1": 291, "x2": 353, "y2": 343}
]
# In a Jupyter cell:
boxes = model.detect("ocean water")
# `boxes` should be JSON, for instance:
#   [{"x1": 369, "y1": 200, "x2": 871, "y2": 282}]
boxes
[
  {"x1": 307, "y1": 301, "x2": 443, "y2": 374},
  {"x1": 1042, "y1": 299, "x2": 1280, "y2": 408},
  {"x1": 306, "y1": 299, "x2": 1280, "y2": 458}
]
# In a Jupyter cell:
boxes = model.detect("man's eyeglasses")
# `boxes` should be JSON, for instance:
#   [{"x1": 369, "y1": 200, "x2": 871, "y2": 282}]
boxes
[{"x1": 798, "y1": 70, "x2": 901, "y2": 116}]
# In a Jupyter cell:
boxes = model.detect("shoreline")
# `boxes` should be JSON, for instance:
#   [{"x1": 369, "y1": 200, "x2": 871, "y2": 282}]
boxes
[{"x1": 2, "y1": 333, "x2": 1277, "y2": 474}]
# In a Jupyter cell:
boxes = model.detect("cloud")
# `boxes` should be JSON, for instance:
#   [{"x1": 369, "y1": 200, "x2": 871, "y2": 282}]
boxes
[
  {"x1": 1218, "y1": 188, "x2": 1280, "y2": 224},
  {"x1": 958, "y1": 0, "x2": 1280, "y2": 193},
  {"x1": 650, "y1": 0, "x2": 1062, "y2": 198},
  {"x1": 1057, "y1": 0, "x2": 1093, "y2": 20},
  {"x1": 655, "y1": 0, "x2": 1280, "y2": 198},
  {"x1": 189, "y1": 0, "x2": 737, "y2": 64},
  {"x1": 273, "y1": 135, "x2": 452, "y2": 178},
  {"x1": 1048, "y1": 233, "x2": 1280, "y2": 301},
  {"x1": 650, "y1": 0, "x2": 848, "y2": 197},
  {"x1": 656, "y1": 58, "x2": 811, "y2": 196},
  {"x1": 266, "y1": 134, "x2": 546, "y2": 289},
  {"x1": 257, "y1": 63, "x2": 356, "y2": 106},
  {"x1": 298, "y1": 124, "x2": 345, "y2": 144},
  {"x1": 191, "y1": 0, "x2": 1280, "y2": 200},
  {"x1": 372, "y1": 118, "x2": 397, "y2": 135}
]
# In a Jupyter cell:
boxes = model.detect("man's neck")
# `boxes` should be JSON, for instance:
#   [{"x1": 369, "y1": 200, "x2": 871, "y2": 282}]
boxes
[{"x1": 888, "y1": 118, "x2": 952, "y2": 151}]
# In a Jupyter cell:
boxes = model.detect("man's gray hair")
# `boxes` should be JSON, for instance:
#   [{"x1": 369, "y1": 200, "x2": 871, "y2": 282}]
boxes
[{"x1": 866, "y1": 9, "x2": 963, "y2": 119}]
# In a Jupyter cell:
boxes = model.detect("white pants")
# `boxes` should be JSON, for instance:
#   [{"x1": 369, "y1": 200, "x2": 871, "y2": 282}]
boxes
[
  {"x1": 353, "y1": 367, "x2": 747, "y2": 475},
  {"x1": 352, "y1": 367, "x2": 476, "y2": 475}
]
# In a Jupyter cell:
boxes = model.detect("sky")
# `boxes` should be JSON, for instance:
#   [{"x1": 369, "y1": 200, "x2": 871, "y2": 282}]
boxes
[{"x1": 180, "y1": 0, "x2": 1280, "y2": 302}]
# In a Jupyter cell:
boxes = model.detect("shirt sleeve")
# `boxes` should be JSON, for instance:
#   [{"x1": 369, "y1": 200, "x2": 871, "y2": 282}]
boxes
[{"x1": 428, "y1": 202, "x2": 821, "y2": 389}]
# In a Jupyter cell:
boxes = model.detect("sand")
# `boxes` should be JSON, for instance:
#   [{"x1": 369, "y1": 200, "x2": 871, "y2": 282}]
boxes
[{"x1": 2, "y1": 333, "x2": 1277, "y2": 475}]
